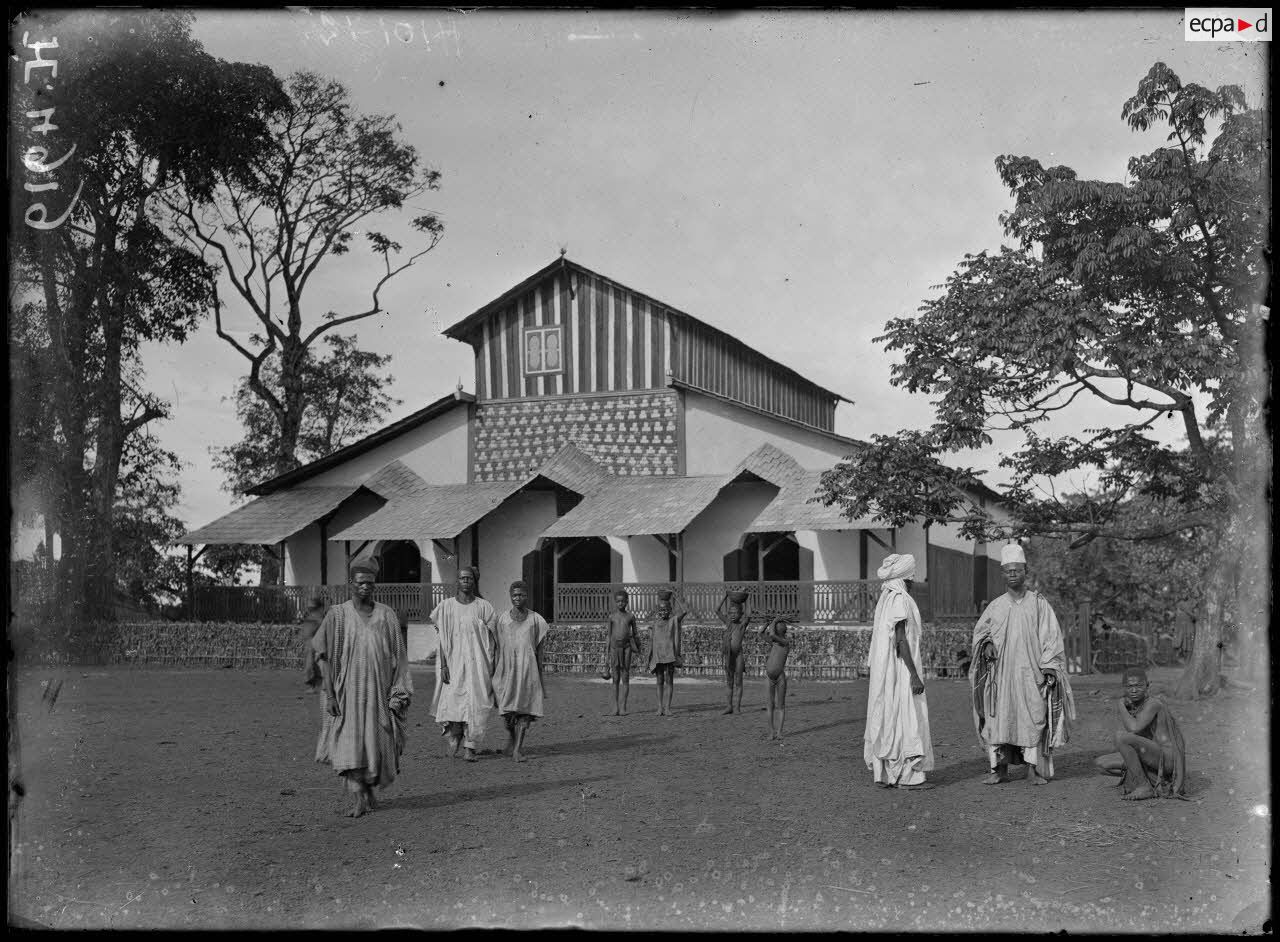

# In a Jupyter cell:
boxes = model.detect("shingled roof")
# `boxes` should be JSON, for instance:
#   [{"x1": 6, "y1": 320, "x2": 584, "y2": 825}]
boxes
[
  {"x1": 540, "y1": 475, "x2": 727, "y2": 538},
  {"x1": 177, "y1": 486, "x2": 358, "y2": 545},
  {"x1": 531, "y1": 442, "x2": 612, "y2": 495},
  {"x1": 725, "y1": 442, "x2": 807, "y2": 488},
  {"x1": 362, "y1": 460, "x2": 432, "y2": 500},
  {"x1": 329, "y1": 481, "x2": 525, "y2": 542},
  {"x1": 746, "y1": 470, "x2": 880, "y2": 532}
]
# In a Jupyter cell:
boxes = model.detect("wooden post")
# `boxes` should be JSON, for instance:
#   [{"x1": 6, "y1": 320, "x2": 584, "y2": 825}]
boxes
[
  {"x1": 319, "y1": 517, "x2": 329, "y2": 585},
  {"x1": 186, "y1": 545, "x2": 195, "y2": 618},
  {"x1": 1080, "y1": 601, "x2": 1092, "y2": 675},
  {"x1": 859, "y1": 530, "x2": 868, "y2": 579}
]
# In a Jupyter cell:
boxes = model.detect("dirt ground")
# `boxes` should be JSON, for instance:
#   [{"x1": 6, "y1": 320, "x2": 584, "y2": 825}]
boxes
[{"x1": 7, "y1": 663, "x2": 1271, "y2": 932}]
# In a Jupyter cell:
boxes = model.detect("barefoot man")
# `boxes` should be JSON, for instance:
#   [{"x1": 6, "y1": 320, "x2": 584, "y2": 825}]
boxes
[
  {"x1": 717, "y1": 590, "x2": 754, "y2": 714},
  {"x1": 493, "y1": 580, "x2": 550, "y2": 762},
  {"x1": 971, "y1": 543, "x2": 1076, "y2": 785},
  {"x1": 312, "y1": 559, "x2": 413, "y2": 817},
  {"x1": 864, "y1": 554, "x2": 934, "y2": 788},
  {"x1": 1094, "y1": 667, "x2": 1188, "y2": 799},
  {"x1": 430, "y1": 566, "x2": 498, "y2": 762}
]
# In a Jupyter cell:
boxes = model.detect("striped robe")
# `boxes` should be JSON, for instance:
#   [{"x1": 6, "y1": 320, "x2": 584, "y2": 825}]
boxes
[{"x1": 312, "y1": 600, "x2": 413, "y2": 788}]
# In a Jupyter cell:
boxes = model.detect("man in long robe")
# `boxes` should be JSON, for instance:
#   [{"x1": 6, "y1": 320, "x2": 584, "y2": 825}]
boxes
[
  {"x1": 971, "y1": 543, "x2": 1076, "y2": 784},
  {"x1": 313, "y1": 559, "x2": 413, "y2": 817},
  {"x1": 430, "y1": 566, "x2": 498, "y2": 761},
  {"x1": 863, "y1": 553, "x2": 934, "y2": 789}
]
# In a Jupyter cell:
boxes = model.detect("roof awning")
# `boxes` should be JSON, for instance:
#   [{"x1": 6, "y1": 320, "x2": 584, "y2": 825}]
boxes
[
  {"x1": 540, "y1": 476, "x2": 726, "y2": 538},
  {"x1": 177, "y1": 486, "x2": 358, "y2": 545},
  {"x1": 328, "y1": 481, "x2": 526, "y2": 541},
  {"x1": 746, "y1": 471, "x2": 882, "y2": 532}
]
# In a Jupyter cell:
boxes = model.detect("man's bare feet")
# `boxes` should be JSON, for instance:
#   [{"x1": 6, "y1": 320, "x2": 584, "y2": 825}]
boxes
[
  {"x1": 722, "y1": 707, "x2": 734, "y2": 715},
  {"x1": 513, "y1": 750, "x2": 526, "y2": 763},
  {"x1": 448, "y1": 735, "x2": 462, "y2": 758},
  {"x1": 1028, "y1": 771, "x2": 1050, "y2": 785},
  {"x1": 982, "y1": 769, "x2": 1009, "y2": 785},
  {"x1": 464, "y1": 748, "x2": 478, "y2": 762},
  {"x1": 898, "y1": 782, "x2": 936, "y2": 790},
  {"x1": 345, "y1": 793, "x2": 370, "y2": 817},
  {"x1": 1122, "y1": 783, "x2": 1157, "y2": 800},
  {"x1": 365, "y1": 789, "x2": 377, "y2": 810}
]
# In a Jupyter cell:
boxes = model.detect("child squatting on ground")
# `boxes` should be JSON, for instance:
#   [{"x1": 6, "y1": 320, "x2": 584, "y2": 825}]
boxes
[
  {"x1": 1093, "y1": 666, "x2": 1188, "y2": 799},
  {"x1": 605, "y1": 589, "x2": 642, "y2": 716}
]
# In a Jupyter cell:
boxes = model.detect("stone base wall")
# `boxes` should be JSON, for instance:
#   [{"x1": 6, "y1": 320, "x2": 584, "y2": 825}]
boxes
[
  {"x1": 17, "y1": 619, "x2": 1151, "y2": 680},
  {"x1": 11, "y1": 621, "x2": 303, "y2": 669},
  {"x1": 542, "y1": 623, "x2": 975, "y2": 681}
]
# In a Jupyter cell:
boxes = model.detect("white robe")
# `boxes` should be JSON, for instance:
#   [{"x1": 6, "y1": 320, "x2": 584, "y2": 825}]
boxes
[
  {"x1": 430, "y1": 596, "x2": 498, "y2": 748},
  {"x1": 863, "y1": 581, "x2": 934, "y2": 785},
  {"x1": 971, "y1": 590, "x2": 1076, "y2": 777}
]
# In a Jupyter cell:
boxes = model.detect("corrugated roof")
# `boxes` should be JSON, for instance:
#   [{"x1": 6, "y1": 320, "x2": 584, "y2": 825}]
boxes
[
  {"x1": 747, "y1": 471, "x2": 881, "y2": 532},
  {"x1": 443, "y1": 257, "x2": 851, "y2": 405},
  {"x1": 178, "y1": 486, "x2": 357, "y2": 545},
  {"x1": 329, "y1": 482, "x2": 524, "y2": 541},
  {"x1": 541, "y1": 476, "x2": 726, "y2": 538}
]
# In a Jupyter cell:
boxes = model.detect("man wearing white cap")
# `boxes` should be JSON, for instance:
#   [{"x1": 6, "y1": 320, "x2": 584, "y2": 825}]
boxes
[
  {"x1": 970, "y1": 542, "x2": 1076, "y2": 785},
  {"x1": 864, "y1": 553, "x2": 934, "y2": 789}
]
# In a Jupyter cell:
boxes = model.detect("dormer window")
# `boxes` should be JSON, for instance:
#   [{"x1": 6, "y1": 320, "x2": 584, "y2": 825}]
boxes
[{"x1": 524, "y1": 325, "x2": 562, "y2": 376}]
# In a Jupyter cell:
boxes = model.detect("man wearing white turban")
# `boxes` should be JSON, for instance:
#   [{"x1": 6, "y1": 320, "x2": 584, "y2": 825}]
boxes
[
  {"x1": 970, "y1": 542, "x2": 1076, "y2": 785},
  {"x1": 863, "y1": 553, "x2": 934, "y2": 788}
]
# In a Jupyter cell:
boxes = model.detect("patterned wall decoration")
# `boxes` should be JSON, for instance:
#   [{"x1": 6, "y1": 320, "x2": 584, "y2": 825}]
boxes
[{"x1": 472, "y1": 389, "x2": 680, "y2": 482}]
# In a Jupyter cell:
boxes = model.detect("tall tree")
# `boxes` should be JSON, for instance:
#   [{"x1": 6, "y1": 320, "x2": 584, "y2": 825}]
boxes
[
  {"x1": 167, "y1": 70, "x2": 443, "y2": 489},
  {"x1": 816, "y1": 63, "x2": 1269, "y2": 699},
  {"x1": 212, "y1": 333, "x2": 401, "y2": 495},
  {"x1": 9, "y1": 11, "x2": 286, "y2": 621}
]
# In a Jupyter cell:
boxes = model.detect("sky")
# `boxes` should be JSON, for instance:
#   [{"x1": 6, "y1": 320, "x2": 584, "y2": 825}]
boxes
[{"x1": 127, "y1": 9, "x2": 1266, "y2": 532}]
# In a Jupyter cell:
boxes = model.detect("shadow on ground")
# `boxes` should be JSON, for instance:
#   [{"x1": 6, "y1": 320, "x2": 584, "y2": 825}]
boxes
[{"x1": 388, "y1": 774, "x2": 614, "y2": 811}]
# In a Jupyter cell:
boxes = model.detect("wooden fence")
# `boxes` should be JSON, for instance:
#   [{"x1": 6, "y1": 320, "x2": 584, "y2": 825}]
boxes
[
  {"x1": 555, "y1": 580, "x2": 933, "y2": 625},
  {"x1": 192, "y1": 582, "x2": 451, "y2": 623}
]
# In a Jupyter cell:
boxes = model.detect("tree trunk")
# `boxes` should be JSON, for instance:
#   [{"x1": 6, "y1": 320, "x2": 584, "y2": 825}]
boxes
[{"x1": 1174, "y1": 554, "x2": 1228, "y2": 698}]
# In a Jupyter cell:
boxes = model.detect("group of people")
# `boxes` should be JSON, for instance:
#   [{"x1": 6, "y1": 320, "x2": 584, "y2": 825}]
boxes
[
  {"x1": 302, "y1": 561, "x2": 549, "y2": 817},
  {"x1": 300, "y1": 543, "x2": 1188, "y2": 817},
  {"x1": 862, "y1": 544, "x2": 1187, "y2": 798}
]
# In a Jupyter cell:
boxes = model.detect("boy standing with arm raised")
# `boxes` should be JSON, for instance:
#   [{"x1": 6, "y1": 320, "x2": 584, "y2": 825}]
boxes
[
  {"x1": 717, "y1": 590, "x2": 754, "y2": 714},
  {"x1": 648, "y1": 589, "x2": 687, "y2": 716},
  {"x1": 760, "y1": 615, "x2": 793, "y2": 740}
]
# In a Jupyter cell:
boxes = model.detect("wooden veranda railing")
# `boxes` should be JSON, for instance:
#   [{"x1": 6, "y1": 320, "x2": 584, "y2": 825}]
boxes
[
  {"x1": 554, "y1": 580, "x2": 934, "y2": 625},
  {"x1": 192, "y1": 582, "x2": 452, "y2": 623}
]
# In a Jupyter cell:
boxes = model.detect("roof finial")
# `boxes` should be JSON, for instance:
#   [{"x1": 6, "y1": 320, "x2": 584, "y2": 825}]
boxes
[{"x1": 559, "y1": 244, "x2": 567, "y2": 257}]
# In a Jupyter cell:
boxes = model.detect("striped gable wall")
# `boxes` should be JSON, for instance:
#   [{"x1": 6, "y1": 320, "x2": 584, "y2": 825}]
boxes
[{"x1": 474, "y1": 269, "x2": 672, "y2": 400}]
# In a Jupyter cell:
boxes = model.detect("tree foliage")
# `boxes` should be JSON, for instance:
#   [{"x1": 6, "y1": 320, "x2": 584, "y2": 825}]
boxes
[
  {"x1": 212, "y1": 333, "x2": 401, "y2": 495},
  {"x1": 9, "y1": 11, "x2": 285, "y2": 620},
  {"x1": 166, "y1": 70, "x2": 443, "y2": 488},
  {"x1": 816, "y1": 63, "x2": 1269, "y2": 698}
]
